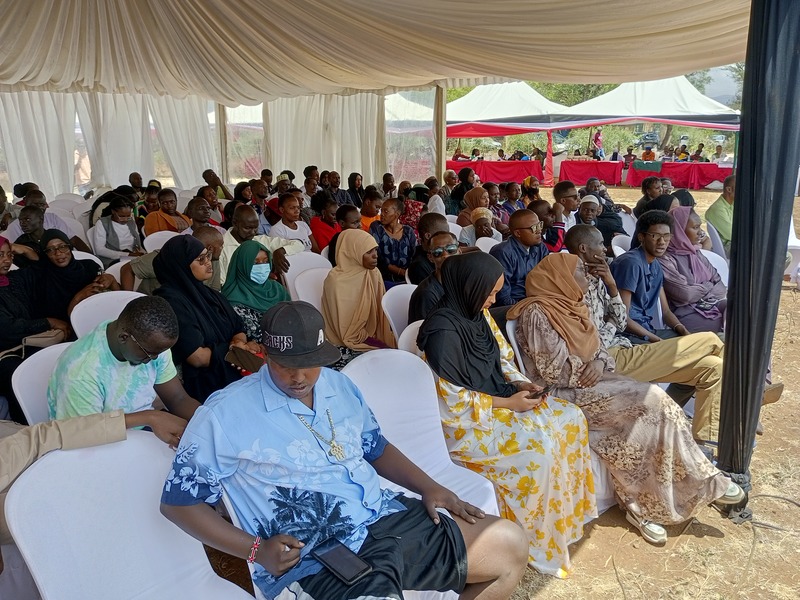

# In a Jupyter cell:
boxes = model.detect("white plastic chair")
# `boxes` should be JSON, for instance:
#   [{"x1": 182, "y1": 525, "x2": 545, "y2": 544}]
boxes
[
  {"x1": 70, "y1": 202, "x2": 92, "y2": 233},
  {"x1": 50, "y1": 197, "x2": 82, "y2": 211},
  {"x1": 705, "y1": 222, "x2": 727, "y2": 258},
  {"x1": 396, "y1": 320, "x2": 424, "y2": 357},
  {"x1": 284, "y1": 251, "x2": 334, "y2": 300},
  {"x1": 54, "y1": 192, "x2": 86, "y2": 204},
  {"x1": 86, "y1": 225, "x2": 97, "y2": 253},
  {"x1": 699, "y1": 248, "x2": 729, "y2": 287},
  {"x1": 104, "y1": 259, "x2": 137, "y2": 287},
  {"x1": 475, "y1": 236, "x2": 500, "y2": 252},
  {"x1": 176, "y1": 194, "x2": 192, "y2": 214},
  {"x1": 11, "y1": 342, "x2": 73, "y2": 425},
  {"x1": 320, "y1": 244, "x2": 330, "y2": 260},
  {"x1": 70, "y1": 290, "x2": 146, "y2": 337},
  {"x1": 445, "y1": 214, "x2": 458, "y2": 224},
  {"x1": 72, "y1": 250, "x2": 104, "y2": 270},
  {"x1": 610, "y1": 235, "x2": 631, "y2": 258},
  {"x1": 447, "y1": 222, "x2": 462, "y2": 238},
  {"x1": 5, "y1": 430, "x2": 253, "y2": 600},
  {"x1": 381, "y1": 283, "x2": 417, "y2": 337},
  {"x1": 619, "y1": 212, "x2": 637, "y2": 237},
  {"x1": 293, "y1": 267, "x2": 331, "y2": 312},
  {"x1": 58, "y1": 215, "x2": 90, "y2": 244},
  {"x1": 46, "y1": 207, "x2": 74, "y2": 220},
  {"x1": 143, "y1": 230, "x2": 179, "y2": 252}
]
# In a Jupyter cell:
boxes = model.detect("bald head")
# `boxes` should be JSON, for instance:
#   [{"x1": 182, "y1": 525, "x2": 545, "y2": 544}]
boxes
[
  {"x1": 231, "y1": 204, "x2": 259, "y2": 243},
  {"x1": 192, "y1": 226, "x2": 224, "y2": 259}
]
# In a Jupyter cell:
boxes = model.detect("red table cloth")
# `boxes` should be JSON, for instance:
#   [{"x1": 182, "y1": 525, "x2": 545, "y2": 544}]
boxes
[
  {"x1": 558, "y1": 160, "x2": 624, "y2": 186},
  {"x1": 626, "y1": 162, "x2": 734, "y2": 190},
  {"x1": 446, "y1": 160, "x2": 543, "y2": 184}
]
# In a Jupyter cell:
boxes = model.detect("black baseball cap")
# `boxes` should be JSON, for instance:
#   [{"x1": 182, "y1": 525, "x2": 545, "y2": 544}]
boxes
[{"x1": 261, "y1": 301, "x2": 341, "y2": 368}]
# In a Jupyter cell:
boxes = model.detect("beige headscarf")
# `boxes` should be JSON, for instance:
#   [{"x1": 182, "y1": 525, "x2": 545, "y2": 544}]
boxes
[
  {"x1": 464, "y1": 186, "x2": 488, "y2": 211},
  {"x1": 322, "y1": 229, "x2": 397, "y2": 351}
]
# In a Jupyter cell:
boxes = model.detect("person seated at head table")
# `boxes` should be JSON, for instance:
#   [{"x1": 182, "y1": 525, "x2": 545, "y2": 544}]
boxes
[
  {"x1": 309, "y1": 192, "x2": 341, "y2": 250},
  {"x1": 690, "y1": 143, "x2": 706, "y2": 162},
  {"x1": 450, "y1": 168, "x2": 475, "y2": 212},
  {"x1": 181, "y1": 196, "x2": 226, "y2": 236},
  {"x1": 322, "y1": 229, "x2": 396, "y2": 370},
  {"x1": 622, "y1": 146, "x2": 637, "y2": 168},
  {"x1": 11, "y1": 206, "x2": 49, "y2": 269},
  {"x1": 500, "y1": 182, "x2": 525, "y2": 215},
  {"x1": 2, "y1": 190, "x2": 92, "y2": 253},
  {"x1": 640, "y1": 146, "x2": 656, "y2": 161},
  {"x1": 456, "y1": 187, "x2": 490, "y2": 228},
  {"x1": 153, "y1": 236, "x2": 253, "y2": 402},
  {"x1": 506, "y1": 252, "x2": 744, "y2": 546},
  {"x1": 408, "y1": 231, "x2": 460, "y2": 323},
  {"x1": 451, "y1": 145, "x2": 470, "y2": 161},
  {"x1": 488, "y1": 209, "x2": 549, "y2": 307},
  {"x1": 417, "y1": 252, "x2": 597, "y2": 577},
  {"x1": 36, "y1": 229, "x2": 119, "y2": 322},
  {"x1": 268, "y1": 193, "x2": 319, "y2": 253},
  {"x1": 633, "y1": 176, "x2": 664, "y2": 217},
  {"x1": 160, "y1": 299, "x2": 528, "y2": 599},
  {"x1": 144, "y1": 189, "x2": 191, "y2": 234},
  {"x1": 675, "y1": 145, "x2": 690, "y2": 161},
  {"x1": 407, "y1": 212, "x2": 449, "y2": 284},
  {"x1": 368, "y1": 198, "x2": 416, "y2": 285},
  {"x1": 528, "y1": 199, "x2": 566, "y2": 253},
  {"x1": 202, "y1": 168, "x2": 234, "y2": 201},
  {"x1": 221, "y1": 240, "x2": 290, "y2": 342},
  {"x1": 710, "y1": 145, "x2": 728, "y2": 163},
  {"x1": 657, "y1": 206, "x2": 727, "y2": 334},
  {"x1": 359, "y1": 188, "x2": 383, "y2": 232},
  {"x1": 326, "y1": 204, "x2": 361, "y2": 268},
  {"x1": 233, "y1": 181, "x2": 252, "y2": 205},
  {"x1": 0, "y1": 184, "x2": 21, "y2": 231},
  {"x1": 219, "y1": 204, "x2": 303, "y2": 285},
  {"x1": 48, "y1": 295, "x2": 200, "y2": 423},
  {"x1": 398, "y1": 186, "x2": 426, "y2": 231},
  {"x1": 458, "y1": 208, "x2": 502, "y2": 247},
  {"x1": 0, "y1": 235, "x2": 71, "y2": 424},
  {"x1": 94, "y1": 195, "x2": 145, "y2": 267}
]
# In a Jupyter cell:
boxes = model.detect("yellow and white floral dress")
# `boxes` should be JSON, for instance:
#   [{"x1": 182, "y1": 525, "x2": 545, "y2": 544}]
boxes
[{"x1": 429, "y1": 311, "x2": 597, "y2": 578}]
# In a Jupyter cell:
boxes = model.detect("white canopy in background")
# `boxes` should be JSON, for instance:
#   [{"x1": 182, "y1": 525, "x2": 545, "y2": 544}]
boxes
[
  {"x1": 446, "y1": 82, "x2": 567, "y2": 123},
  {"x1": 557, "y1": 76, "x2": 741, "y2": 126},
  {"x1": 0, "y1": 1, "x2": 749, "y2": 103}
]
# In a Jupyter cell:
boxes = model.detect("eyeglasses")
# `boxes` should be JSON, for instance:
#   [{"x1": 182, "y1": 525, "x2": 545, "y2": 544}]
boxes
[
  {"x1": 514, "y1": 222, "x2": 544, "y2": 234},
  {"x1": 430, "y1": 244, "x2": 459, "y2": 258},
  {"x1": 194, "y1": 251, "x2": 211, "y2": 264},
  {"x1": 644, "y1": 232, "x2": 672, "y2": 243},
  {"x1": 126, "y1": 331, "x2": 159, "y2": 361},
  {"x1": 44, "y1": 244, "x2": 72, "y2": 256},
  {"x1": 561, "y1": 194, "x2": 579, "y2": 201}
]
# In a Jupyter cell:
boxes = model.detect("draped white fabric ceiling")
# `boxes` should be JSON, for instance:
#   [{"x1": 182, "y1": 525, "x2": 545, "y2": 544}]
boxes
[{"x1": 0, "y1": 0, "x2": 750, "y2": 105}]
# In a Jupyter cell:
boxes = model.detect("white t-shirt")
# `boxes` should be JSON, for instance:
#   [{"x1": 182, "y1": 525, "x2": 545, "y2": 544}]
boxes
[{"x1": 268, "y1": 220, "x2": 313, "y2": 251}]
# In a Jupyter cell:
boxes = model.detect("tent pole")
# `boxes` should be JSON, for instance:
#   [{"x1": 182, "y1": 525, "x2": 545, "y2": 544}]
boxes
[
  {"x1": 434, "y1": 84, "x2": 447, "y2": 179},
  {"x1": 215, "y1": 103, "x2": 229, "y2": 182}
]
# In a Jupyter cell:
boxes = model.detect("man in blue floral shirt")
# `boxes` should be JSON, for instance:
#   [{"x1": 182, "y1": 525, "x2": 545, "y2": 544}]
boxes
[{"x1": 161, "y1": 301, "x2": 527, "y2": 599}]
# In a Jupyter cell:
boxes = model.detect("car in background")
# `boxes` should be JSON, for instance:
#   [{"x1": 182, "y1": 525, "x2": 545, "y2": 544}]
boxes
[
  {"x1": 711, "y1": 134, "x2": 727, "y2": 144},
  {"x1": 635, "y1": 131, "x2": 660, "y2": 148}
]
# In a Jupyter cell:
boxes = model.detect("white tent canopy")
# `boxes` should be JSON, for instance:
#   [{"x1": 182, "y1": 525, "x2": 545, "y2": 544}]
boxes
[
  {"x1": 557, "y1": 76, "x2": 740, "y2": 125},
  {"x1": 446, "y1": 82, "x2": 567, "y2": 123}
]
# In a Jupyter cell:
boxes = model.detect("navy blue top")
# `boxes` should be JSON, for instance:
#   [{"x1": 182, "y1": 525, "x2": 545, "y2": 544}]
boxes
[
  {"x1": 489, "y1": 237, "x2": 549, "y2": 306},
  {"x1": 610, "y1": 246, "x2": 663, "y2": 332}
]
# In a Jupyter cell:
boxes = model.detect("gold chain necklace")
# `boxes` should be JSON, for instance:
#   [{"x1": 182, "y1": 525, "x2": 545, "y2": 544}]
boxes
[{"x1": 297, "y1": 409, "x2": 345, "y2": 460}]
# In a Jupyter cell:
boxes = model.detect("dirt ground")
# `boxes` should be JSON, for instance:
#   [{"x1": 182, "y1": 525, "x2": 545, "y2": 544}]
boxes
[
  {"x1": 510, "y1": 187, "x2": 800, "y2": 600},
  {"x1": 210, "y1": 187, "x2": 800, "y2": 599}
]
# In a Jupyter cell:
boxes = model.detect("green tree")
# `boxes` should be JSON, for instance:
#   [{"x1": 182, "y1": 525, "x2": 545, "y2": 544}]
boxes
[
  {"x1": 447, "y1": 86, "x2": 472, "y2": 102},
  {"x1": 527, "y1": 83, "x2": 618, "y2": 106},
  {"x1": 686, "y1": 69, "x2": 712, "y2": 94},
  {"x1": 725, "y1": 62, "x2": 745, "y2": 109}
]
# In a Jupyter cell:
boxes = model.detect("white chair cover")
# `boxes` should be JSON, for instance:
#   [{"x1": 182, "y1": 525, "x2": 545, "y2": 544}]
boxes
[
  {"x1": 5, "y1": 431, "x2": 253, "y2": 600},
  {"x1": 610, "y1": 234, "x2": 631, "y2": 256},
  {"x1": 72, "y1": 250, "x2": 104, "y2": 270},
  {"x1": 143, "y1": 230, "x2": 179, "y2": 252},
  {"x1": 70, "y1": 290, "x2": 146, "y2": 337},
  {"x1": 293, "y1": 267, "x2": 331, "y2": 312},
  {"x1": 53, "y1": 192, "x2": 86, "y2": 204},
  {"x1": 380, "y1": 283, "x2": 417, "y2": 337},
  {"x1": 705, "y1": 222, "x2": 727, "y2": 258},
  {"x1": 699, "y1": 248, "x2": 729, "y2": 287},
  {"x1": 619, "y1": 212, "x2": 637, "y2": 237},
  {"x1": 445, "y1": 214, "x2": 458, "y2": 223},
  {"x1": 283, "y1": 251, "x2": 334, "y2": 300},
  {"x1": 475, "y1": 236, "x2": 500, "y2": 252},
  {"x1": 85, "y1": 225, "x2": 96, "y2": 253},
  {"x1": 447, "y1": 222, "x2": 462, "y2": 238},
  {"x1": 320, "y1": 244, "x2": 330, "y2": 260},
  {"x1": 104, "y1": 259, "x2": 137, "y2": 288},
  {"x1": 59, "y1": 215, "x2": 90, "y2": 243},
  {"x1": 396, "y1": 320, "x2": 424, "y2": 357},
  {"x1": 11, "y1": 342, "x2": 73, "y2": 424}
]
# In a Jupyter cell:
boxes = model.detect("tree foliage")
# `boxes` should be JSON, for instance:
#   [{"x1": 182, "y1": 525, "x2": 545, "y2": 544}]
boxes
[
  {"x1": 725, "y1": 62, "x2": 745, "y2": 109},
  {"x1": 527, "y1": 82, "x2": 617, "y2": 106},
  {"x1": 685, "y1": 69, "x2": 712, "y2": 94}
]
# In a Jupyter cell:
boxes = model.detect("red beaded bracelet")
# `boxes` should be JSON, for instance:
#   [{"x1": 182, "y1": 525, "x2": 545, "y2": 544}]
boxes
[{"x1": 247, "y1": 535, "x2": 262, "y2": 564}]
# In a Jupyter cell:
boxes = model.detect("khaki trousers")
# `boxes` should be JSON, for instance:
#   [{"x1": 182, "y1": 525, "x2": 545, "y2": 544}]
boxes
[{"x1": 609, "y1": 332, "x2": 724, "y2": 444}]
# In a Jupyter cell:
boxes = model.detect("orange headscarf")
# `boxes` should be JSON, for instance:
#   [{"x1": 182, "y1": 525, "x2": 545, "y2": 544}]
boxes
[
  {"x1": 321, "y1": 229, "x2": 396, "y2": 351},
  {"x1": 506, "y1": 253, "x2": 599, "y2": 362},
  {"x1": 464, "y1": 187, "x2": 488, "y2": 211}
]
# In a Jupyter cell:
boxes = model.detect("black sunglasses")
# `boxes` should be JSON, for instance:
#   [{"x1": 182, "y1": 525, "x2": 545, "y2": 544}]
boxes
[{"x1": 430, "y1": 244, "x2": 459, "y2": 258}]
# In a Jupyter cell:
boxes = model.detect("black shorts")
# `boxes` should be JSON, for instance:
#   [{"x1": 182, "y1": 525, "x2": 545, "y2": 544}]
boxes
[{"x1": 293, "y1": 496, "x2": 468, "y2": 600}]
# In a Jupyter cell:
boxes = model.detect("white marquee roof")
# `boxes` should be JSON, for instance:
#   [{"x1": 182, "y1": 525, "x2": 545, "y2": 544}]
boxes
[{"x1": 446, "y1": 82, "x2": 566, "y2": 123}]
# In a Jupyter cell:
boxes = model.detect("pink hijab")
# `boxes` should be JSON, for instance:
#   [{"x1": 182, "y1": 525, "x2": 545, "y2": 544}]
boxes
[
  {"x1": 0, "y1": 235, "x2": 10, "y2": 287},
  {"x1": 667, "y1": 206, "x2": 712, "y2": 281}
]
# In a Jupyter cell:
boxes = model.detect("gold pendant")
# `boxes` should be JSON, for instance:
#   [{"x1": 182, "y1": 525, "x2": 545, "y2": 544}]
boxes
[{"x1": 328, "y1": 442, "x2": 345, "y2": 461}]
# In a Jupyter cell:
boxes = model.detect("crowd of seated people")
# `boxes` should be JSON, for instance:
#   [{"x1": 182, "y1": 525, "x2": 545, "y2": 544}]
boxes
[{"x1": 1, "y1": 163, "x2": 771, "y2": 598}]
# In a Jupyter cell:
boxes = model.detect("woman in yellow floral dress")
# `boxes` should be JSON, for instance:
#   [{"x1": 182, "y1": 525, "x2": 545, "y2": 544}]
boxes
[
  {"x1": 417, "y1": 252, "x2": 597, "y2": 578},
  {"x1": 507, "y1": 253, "x2": 744, "y2": 545}
]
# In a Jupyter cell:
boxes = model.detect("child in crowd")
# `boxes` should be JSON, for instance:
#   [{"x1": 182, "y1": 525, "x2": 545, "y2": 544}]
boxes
[{"x1": 268, "y1": 193, "x2": 319, "y2": 252}]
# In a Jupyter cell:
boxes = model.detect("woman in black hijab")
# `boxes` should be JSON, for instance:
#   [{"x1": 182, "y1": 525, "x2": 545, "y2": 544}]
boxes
[
  {"x1": 346, "y1": 172, "x2": 364, "y2": 208},
  {"x1": 416, "y1": 252, "x2": 597, "y2": 577},
  {"x1": 449, "y1": 167, "x2": 475, "y2": 212},
  {"x1": 153, "y1": 236, "x2": 254, "y2": 401},
  {"x1": 36, "y1": 229, "x2": 117, "y2": 321}
]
